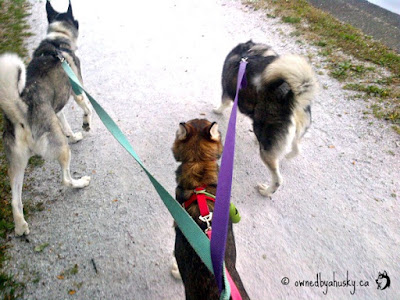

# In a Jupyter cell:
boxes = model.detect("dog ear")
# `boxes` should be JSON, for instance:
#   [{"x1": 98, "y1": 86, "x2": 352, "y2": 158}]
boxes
[
  {"x1": 67, "y1": 0, "x2": 74, "y2": 19},
  {"x1": 46, "y1": 0, "x2": 59, "y2": 23},
  {"x1": 383, "y1": 271, "x2": 387, "y2": 276},
  {"x1": 208, "y1": 122, "x2": 220, "y2": 141},
  {"x1": 176, "y1": 122, "x2": 188, "y2": 140}
]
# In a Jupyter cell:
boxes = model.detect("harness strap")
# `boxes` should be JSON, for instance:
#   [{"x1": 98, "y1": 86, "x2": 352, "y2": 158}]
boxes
[{"x1": 184, "y1": 186, "x2": 215, "y2": 217}]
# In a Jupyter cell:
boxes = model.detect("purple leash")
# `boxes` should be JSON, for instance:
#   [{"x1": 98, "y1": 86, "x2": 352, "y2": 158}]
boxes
[{"x1": 211, "y1": 58, "x2": 248, "y2": 293}]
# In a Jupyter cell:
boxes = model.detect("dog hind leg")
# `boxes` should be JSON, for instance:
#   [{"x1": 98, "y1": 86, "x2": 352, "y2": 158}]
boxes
[
  {"x1": 171, "y1": 257, "x2": 182, "y2": 280},
  {"x1": 8, "y1": 150, "x2": 30, "y2": 236},
  {"x1": 213, "y1": 93, "x2": 232, "y2": 114},
  {"x1": 58, "y1": 145, "x2": 90, "y2": 188},
  {"x1": 257, "y1": 150, "x2": 283, "y2": 197},
  {"x1": 57, "y1": 110, "x2": 83, "y2": 143},
  {"x1": 285, "y1": 138, "x2": 300, "y2": 159},
  {"x1": 73, "y1": 91, "x2": 92, "y2": 132}
]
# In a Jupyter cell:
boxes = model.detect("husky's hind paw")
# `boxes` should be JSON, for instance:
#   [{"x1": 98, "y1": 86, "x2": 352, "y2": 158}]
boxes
[
  {"x1": 15, "y1": 221, "x2": 30, "y2": 236},
  {"x1": 67, "y1": 176, "x2": 91, "y2": 189},
  {"x1": 257, "y1": 183, "x2": 275, "y2": 198},
  {"x1": 285, "y1": 151, "x2": 297, "y2": 159},
  {"x1": 76, "y1": 176, "x2": 91, "y2": 188},
  {"x1": 82, "y1": 122, "x2": 90, "y2": 132},
  {"x1": 286, "y1": 143, "x2": 300, "y2": 159},
  {"x1": 171, "y1": 261, "x2": 182, "y2": 280},
  {"x1": 82, "y1": 112, "x2": 92, "y2": 132},
  {"x1": 213, "y1": 107, "x2": 224, "y2": 115}
]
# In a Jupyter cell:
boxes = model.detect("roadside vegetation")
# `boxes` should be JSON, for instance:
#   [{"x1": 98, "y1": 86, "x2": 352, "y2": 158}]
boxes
[
  {"x1": 0, "y1": 0, "x2": 31, "y2": 298},
  {"x1": 245, "y1": 0, "x2": 400, "y2": 134}
]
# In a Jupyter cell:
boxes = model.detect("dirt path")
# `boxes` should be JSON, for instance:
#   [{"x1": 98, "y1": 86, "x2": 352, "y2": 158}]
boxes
[{"x1": 5, "y1": 0, "x2": 400, "y2": 299}]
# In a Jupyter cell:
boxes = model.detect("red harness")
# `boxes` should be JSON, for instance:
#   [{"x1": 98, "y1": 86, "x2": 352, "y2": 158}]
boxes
[
  {"x1": 183, "y1": 186, "x2": 242, "y2": 300},
  {"x1": 184, "y1": 185, "x2": 216, "y2": 219}
]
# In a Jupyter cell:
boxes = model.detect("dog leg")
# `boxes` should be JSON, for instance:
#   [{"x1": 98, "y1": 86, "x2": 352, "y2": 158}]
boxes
[
  {"x1": 285, "y1": 138, "x2": 300, "y2": 159},
  {"x1": 258, "y1": 151, "x2": 282, "y2": 197},
  {"x1": 57, "y1": 110, "x2": 83, "y2": 143},
  {"x1": 8, "y1": 152, "x2": 30, "y2": 236},
  {"x1": 73, "y1": 92, "x2": 92, "y2": 132},
  {"x1": 171, "y1": 258, "x2": 182, "y2": 280},
  {"x1": 213, "y1": 94, "x2": 232, "y2": 114},
  {"x1": 58, "y1": 146, "x2": 90, "y2": 188}
]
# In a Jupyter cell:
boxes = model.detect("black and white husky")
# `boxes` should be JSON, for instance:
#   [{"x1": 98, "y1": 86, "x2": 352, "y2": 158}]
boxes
[
  {"x1": 0, "y1": 0, "x2": 92, "y2": 235},
  {"x1": 214, "y1": 41, "x2": 318, "y2": 197}
]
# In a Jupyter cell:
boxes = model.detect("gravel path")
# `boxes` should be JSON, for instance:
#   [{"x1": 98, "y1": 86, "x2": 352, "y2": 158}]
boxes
[{"x1": 5, "y1": 0, "x2": 400, "y2": 299}]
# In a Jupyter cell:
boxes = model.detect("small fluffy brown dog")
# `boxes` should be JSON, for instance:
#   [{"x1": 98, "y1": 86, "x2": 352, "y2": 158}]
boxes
[{"x1": 172, "y1": 119, "x2": 249, "y2": 300}]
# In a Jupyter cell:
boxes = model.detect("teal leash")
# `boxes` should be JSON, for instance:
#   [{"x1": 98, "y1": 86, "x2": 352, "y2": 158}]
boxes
[{"x1": 61, "y1": 60, "x2": 231, "y2": 299}]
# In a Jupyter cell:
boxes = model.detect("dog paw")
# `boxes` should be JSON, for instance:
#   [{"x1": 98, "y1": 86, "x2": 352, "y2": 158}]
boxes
[
  {"x1": 171, "y1": 261, "x2": 182, "y2": 280},
  {"x1": 213, "y1": 107, "x2": 224, "y2": 115},
  {"x1": 78, "y1": 176, "x2": 91, "y2": 187},
  {"x1": 285, "y1": 148, "x2": 300, "y2": 159},
  {"x1": 82, "y1": 122, "x2": 91, "y2": 132},
  {"x1": 70, "y1": 132, "x2": 83, "y2": 143},
  {"x1": 286, "y1": 144, "x2": 300, "y2": 159},
  {"x1": 285, "y1": 152, "x2": 297, "y2": 159},
  {"x1": 15, "y1": 221, "x2": 30, "y2": 236},
  {"x1": 257, "y1": 183, "x2": 274, "y2": 198},
  {"x1": 70, "y1": 176, "x2": 91, "y2": 189},
  {"x1": 82, "y1": 112, "x2": 92, "y2": 132}
]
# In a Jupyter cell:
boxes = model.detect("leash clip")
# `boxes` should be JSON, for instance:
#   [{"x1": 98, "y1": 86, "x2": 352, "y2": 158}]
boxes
[
  {"x1": 199, "y1": 212, "x2": 213, "y2": 233},
  {"x1": 241, "y1": 57, "x2": 248, "y2": 62},
  {"x1": 56, "y1": 50, "x2": 65, "y2": 62}
]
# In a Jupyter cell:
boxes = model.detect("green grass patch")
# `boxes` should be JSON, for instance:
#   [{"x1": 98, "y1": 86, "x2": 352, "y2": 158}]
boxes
[
  {"x1": 282, "y1": 16, "x2": 301, "y2": 24},
  {"x1": 245, "y1": 0, "x2": 400, "y2": 133},
  {"x1": 0, "y1": 0, "x2": 31, "y2": 298},
  {"x1": 343, "y1": 84, "x2": 391, "y2": 98},
  {"x1": 28, "y1": 156, "x2": 45, "y2": 168}
]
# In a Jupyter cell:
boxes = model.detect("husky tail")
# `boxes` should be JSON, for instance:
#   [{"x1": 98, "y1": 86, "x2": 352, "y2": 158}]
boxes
[
  {"x1": 263, "y1": 54, "x2": 318, "y2": 108},
  {"x1": 0, "y1": 53, "x2": 27, "y2": 125}
]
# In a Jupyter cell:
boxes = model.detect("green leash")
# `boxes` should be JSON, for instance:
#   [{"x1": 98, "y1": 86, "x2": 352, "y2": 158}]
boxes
[{"x1": 61, "y1": 61, "x2": 231, "y2": 299}]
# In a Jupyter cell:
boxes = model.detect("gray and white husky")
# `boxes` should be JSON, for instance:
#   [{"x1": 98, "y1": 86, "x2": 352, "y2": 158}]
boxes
[{"x1": 0, "y1": 0, "x2": 92, "y2": 236}]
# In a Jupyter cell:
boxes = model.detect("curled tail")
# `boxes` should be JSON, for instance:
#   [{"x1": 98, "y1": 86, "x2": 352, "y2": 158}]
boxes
[
  {"x1": 0, "y1": 53, "x2": 27, "y2": 125},
  {"x1": 263, "y1": 54, "x2": 318, "y2": 107}
]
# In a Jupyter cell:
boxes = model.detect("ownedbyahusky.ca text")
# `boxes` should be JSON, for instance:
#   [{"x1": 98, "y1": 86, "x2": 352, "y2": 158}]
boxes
[{"x1": 293, "y1": 271, "x2": 369, "y2": 295}]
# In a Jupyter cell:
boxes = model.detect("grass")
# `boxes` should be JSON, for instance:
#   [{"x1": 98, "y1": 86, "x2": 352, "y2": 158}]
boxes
[
  {"x1": 0, "y1": 0, "x2": 31, "y2": 298},
  {"x1": 245, "y1": 0, "x2": 400, "y2": 133}
]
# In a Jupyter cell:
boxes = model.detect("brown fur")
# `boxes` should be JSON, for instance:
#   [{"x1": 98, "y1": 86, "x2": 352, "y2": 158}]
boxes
[{"x1": 172, "y1": 119, "x2": 250, "y2": 300}]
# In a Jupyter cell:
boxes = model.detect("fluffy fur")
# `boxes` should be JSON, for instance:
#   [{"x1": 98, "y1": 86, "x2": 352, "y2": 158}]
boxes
[
  {"x1": 172, "y1": 119, "x2": 249, "y2": 300},
  {"x1": 0, "y1": 0, "x2": 92, "y2": 236},
  {"x1": 214, "y1": 41, "x2": 318, "y2": 197}
]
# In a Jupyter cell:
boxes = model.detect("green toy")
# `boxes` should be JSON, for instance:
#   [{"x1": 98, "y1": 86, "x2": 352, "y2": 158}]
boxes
[{"x1": 229, "y1": 203, "x2": 241, "y2": 223}]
